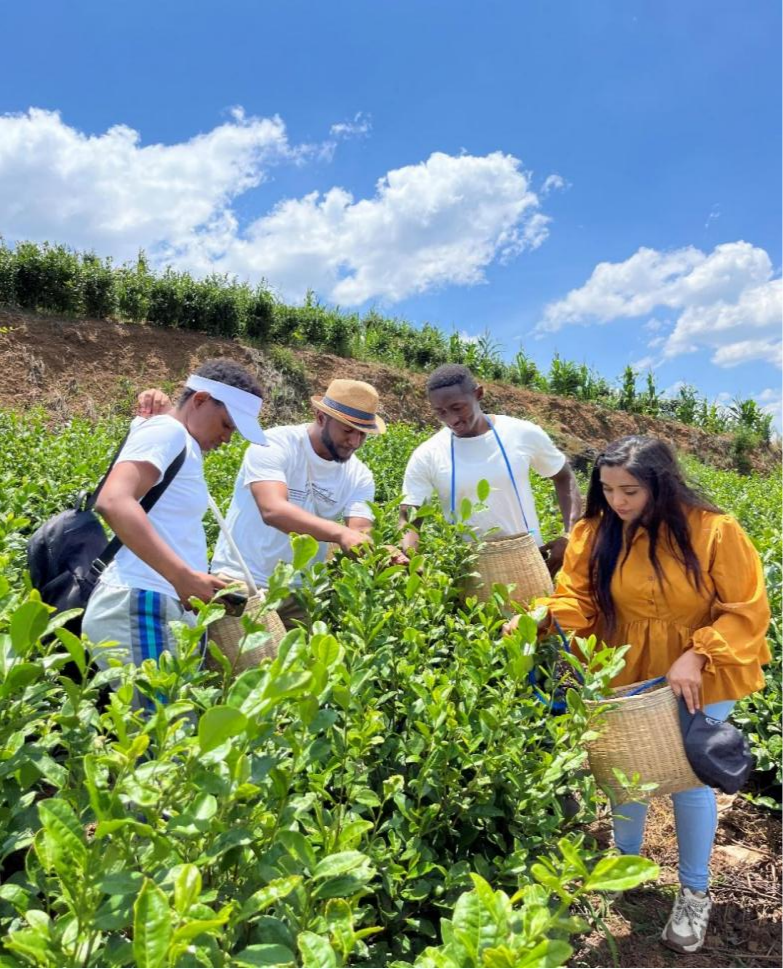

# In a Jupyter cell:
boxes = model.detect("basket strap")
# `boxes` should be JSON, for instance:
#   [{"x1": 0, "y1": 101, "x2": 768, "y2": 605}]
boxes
[
  {"x1": 553, "y1": 617, "x2": 569, "y2": 651},
  {"x1": 526, "y1": 616, "x2": 582, "y2": 713},
  {"x1": 207, "y1": 495, "x2": 259, "y2": 596},
  {"x1": 614, "y1": 675, "x2": 667, "y2": 698},
  {"x1": 449, "y1": 418, "x2": 532, "y2": 535}
]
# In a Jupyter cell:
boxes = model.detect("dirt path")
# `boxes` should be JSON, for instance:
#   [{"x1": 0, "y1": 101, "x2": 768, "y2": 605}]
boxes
[{"x1": 575, "y1": 797, "x2": 781, "y2": 967}]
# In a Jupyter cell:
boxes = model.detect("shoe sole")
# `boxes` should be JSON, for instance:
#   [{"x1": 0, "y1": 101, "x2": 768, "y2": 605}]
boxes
[{"x1": 661, "y1": 934, "x2": 703, "y2": 954}]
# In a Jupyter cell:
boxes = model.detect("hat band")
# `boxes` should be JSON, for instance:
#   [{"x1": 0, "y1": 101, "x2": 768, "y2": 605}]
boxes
[{"x1": 321, "y1": 396, "x2": 378, "y2": 426}]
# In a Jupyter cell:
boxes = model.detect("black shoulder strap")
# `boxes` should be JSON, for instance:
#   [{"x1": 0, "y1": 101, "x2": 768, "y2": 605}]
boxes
[
  {"x1": 91, "y1": 445, "x2": 188, "y2": 573},
  {"x1": 83, "y1": 428, "x2": 133, "y2": 512}
]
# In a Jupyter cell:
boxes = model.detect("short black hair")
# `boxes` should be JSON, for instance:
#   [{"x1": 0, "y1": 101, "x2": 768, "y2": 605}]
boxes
[
  {"x1": 179, "y1": 358, "x2": 264, "y2": 405},
  {"x1": 425, "y1": 364, "x2": 477, "y2": 394}
]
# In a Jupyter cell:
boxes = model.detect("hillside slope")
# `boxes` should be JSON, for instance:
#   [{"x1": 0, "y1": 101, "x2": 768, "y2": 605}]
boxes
[{"x1": 1, "y1": 306, "x2": 776, "y2": 473}]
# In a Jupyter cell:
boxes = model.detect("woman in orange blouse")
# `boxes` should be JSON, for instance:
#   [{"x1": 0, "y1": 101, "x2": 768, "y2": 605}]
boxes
[{"x1": 504, "y1": 435, "x2": 770, "y2": 954}]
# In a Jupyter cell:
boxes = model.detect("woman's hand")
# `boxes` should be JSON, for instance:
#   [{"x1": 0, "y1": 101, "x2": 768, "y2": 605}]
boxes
[
  {"x1": 666, "y1": 649, "x2": 708, "y2": 714},
  {"x1": 502, "y1": 612, "x2": 551, "y2": 638}
]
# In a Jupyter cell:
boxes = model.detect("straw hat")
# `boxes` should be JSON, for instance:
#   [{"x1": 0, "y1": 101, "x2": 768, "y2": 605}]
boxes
[{"x1": 311, "y1": 379, "x2": 386, "y2": 434}]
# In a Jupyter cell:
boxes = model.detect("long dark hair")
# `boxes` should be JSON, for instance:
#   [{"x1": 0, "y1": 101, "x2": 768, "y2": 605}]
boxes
[{"x1": 584, "y1": 436, "x2": 721, "y2": 634}]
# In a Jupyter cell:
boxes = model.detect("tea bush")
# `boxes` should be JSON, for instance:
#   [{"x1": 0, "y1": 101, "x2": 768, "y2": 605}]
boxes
[
  {"x1": 0, "y1": 412, "x2": 665, "y2": 966},
  {"x1": 0, "y1": 411, "x2": 778, "y2": 966}
]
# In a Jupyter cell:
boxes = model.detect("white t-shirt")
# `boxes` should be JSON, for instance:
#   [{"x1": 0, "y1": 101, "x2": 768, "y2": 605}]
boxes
[
  {"x1": 211, "y1": 424, "x2": 375, "y2": 587},
  {"x1": 101, "y1": 415, "x2": 209, "y2": 598},
  {"x1": 401, "y1": 415, "x2": 565, "y2": 541}
]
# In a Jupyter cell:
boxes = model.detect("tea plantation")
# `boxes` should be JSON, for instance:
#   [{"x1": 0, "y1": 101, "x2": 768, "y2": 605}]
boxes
[{"x1": 0, "y1": 412, "x2": 779, "y2": 967}]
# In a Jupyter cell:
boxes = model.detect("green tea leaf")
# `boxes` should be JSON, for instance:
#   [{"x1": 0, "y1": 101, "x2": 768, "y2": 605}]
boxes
[
  {"x1": 198, "y1": 705, "x2": 248, "y2": 753},
  {"x1": 240, "y1": 876, "x2": 302, "y2": 919},
  {"x1": 298, "y1": 931, "x2": 338, "y2": 968},
  {"x1": 292, "y1": 534, "x2": 319, "y2": 571},
  {"x1": 133, "y1": 878, "x2": 172, "y2": 968},
  {"x1": 450, "y1": 883, "x2": 503, "y2": 962},
  {"x1": 10, "y1": 601, "x2": 50, "y2": 655},
  {"x1": 311, "y1": 633, "x2": 342, "y2": 667},
  {"x1": 584, "y1": 855, "x2": 658, "y2": 893},
  {"x1": 516, "y1": 938, "x2": 573, "y2": 967},
  {"x1": 234, "y1": 943, "x2": 296, "y2": 967},
  {"x1": 173, "y1": 863, "x2": 202, "y2": 915},
  {"x1": 37, "y1": 799, "x2": 87, "y2": 868},
  {"x1": 52, "y1": 628, "x2": 86, "y2": 675},
  {"x1": 312, "y1": 851, "x2": 368, "y2": 880},
  {"x1": 98, "y1": 871, "x2": 145, "y2": 896},
  {"x1": 2, "y1": 663, "x2": 43, "y2": 697},
  {"x1": 278, "y1": 829, "x2": 317, "y2": 870}
]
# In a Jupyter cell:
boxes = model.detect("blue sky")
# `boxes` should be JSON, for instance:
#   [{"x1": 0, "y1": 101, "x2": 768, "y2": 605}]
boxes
[{"x1": 1, "y1": 0, "x2": 780, "y2": 421}]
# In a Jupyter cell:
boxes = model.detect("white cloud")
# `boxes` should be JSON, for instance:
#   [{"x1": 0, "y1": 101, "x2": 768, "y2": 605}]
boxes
[
  {"x1": 712, "y1": 339, "x2": 783, "y2": 369},
  {"x1": 538, "y1": 242, "x2": 782, "y2": 369},
  {"x1": 0, "y1": 107, "x2": 297, "y2": 262},
  {"x1": 0, "y1": 108, "x2": 552, "y2": 306},
  {"x1": 541, "y1": 173, "x2": 569, "y2": 196},
  {"x1": 705, "y1": 203, "x2": 721, "y2": 230},
  {"x1": 756, "y1": 388, "x2": 783, "y2": 432},
  {"x1": 459, "y1": 330, "x2": 480, "y2": 344},
  {"x1": 630, "y1": 355, "x2": 656, "y2": 371},
  {"x1": 170, "y1": 149, "x2": 548, "y2": 304},
  {"x1": 662, "y1": 380, "x2": 687, "y2": 397},
  {"x1": 329, "y1": 112, "x2": 372, "y2": 139}
]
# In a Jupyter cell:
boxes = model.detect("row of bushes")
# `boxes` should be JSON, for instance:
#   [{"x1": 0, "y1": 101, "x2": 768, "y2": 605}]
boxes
[{"x1": 0, "y1": 239, "x2": 775, "y2": 444}]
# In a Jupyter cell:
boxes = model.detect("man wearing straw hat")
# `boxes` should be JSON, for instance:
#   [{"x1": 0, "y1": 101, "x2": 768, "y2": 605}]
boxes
[
  {"x1": 400, "y1": 364, "x2": 581, "y2": 575},
  {"x1": 138, "y1": 378, "x2": 386, "y2": 627}
]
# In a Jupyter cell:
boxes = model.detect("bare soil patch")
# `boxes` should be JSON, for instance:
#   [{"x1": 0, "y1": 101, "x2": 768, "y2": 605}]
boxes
[{"x1": 1, "y1": 308, "x2": 777, "y2": 472}]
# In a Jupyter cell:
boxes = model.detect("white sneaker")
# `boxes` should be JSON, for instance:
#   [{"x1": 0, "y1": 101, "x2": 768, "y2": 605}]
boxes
[{"x1": 661, "y1": 887, "x2": 712, "y2": 953}]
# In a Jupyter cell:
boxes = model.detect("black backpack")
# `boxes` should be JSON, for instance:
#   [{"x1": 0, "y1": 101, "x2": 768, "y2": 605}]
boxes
[{"x1": 27, "y1": 430, "x2": 186, "y2": 633}]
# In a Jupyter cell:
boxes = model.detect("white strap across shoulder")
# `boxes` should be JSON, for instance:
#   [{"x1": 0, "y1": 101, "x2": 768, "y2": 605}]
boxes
[{"x1": 207, "y1": 495, "x2": 259, "y2": 596}]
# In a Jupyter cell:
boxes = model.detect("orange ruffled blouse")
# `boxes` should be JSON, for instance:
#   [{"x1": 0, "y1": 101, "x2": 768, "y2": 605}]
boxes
[{"x1": 537, "y1": 507, "x2": 771, "y2": 705}]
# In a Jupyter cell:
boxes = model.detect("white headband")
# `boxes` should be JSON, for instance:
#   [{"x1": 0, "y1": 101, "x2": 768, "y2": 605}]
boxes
[{"x1": 186, "y1": 374, "x2": 267, "y2": 445}]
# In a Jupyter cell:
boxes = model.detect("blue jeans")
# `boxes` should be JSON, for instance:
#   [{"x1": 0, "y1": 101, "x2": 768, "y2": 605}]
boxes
[{"x1": 612, "y1": 700, "x2": 735, "y2": 893}]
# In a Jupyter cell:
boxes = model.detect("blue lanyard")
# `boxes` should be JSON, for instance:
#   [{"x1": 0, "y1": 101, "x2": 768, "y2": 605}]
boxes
[{"x1": 450, "y1": 417, "x2": 531, "y2": 533}]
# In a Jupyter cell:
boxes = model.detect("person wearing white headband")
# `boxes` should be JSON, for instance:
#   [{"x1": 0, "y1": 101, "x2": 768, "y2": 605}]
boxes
[
  {"x1": 136, "y1": 376, "x2": 402, "y2": 629},
  {"x1": 83, "y1": 359, "x2": 265, "y2": 703}
]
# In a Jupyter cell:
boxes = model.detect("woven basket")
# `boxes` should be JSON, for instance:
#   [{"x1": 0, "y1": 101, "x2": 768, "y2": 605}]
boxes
[
  {"x1": 325, "y1": 542, "x2": 340, "y2": 562},
  {"x1": 206, "y1": 587, "x2": 287, "y2": 673},
  {"x1": 585, "y1": 680, "x2": 701, "y2": 802},
  {"x1": 468, "y1": 531, "x2": 554, "y2": 603}
]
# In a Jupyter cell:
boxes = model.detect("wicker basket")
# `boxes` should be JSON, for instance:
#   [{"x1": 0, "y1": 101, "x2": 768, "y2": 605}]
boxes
[
  {"x1": 206, "y1": 586, "x2": 287, "y2": 673},
  {"x1": 468, "y1": 531, "x2": 554, "y2": 603},
  {"x1": 585, "y1": 680, "x2": 701, "y2": 802},
  {"x1": 325, "y1": 542, "x2": 340, "y2": 562}
]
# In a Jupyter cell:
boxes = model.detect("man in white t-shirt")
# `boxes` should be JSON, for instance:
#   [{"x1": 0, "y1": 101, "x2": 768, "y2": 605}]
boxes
[
  {"x1": 401, "y1": 364, "x2": 581, "y2": 574},
  {"x1": 138, "y1": 378, "x2": 390, "y2": 628},
  {"x1": 211, "y1": 379, "x2": 387, "y2": 624},
  {"x1": 84, "y1": 359, "x2": 266, "y2": 687}
]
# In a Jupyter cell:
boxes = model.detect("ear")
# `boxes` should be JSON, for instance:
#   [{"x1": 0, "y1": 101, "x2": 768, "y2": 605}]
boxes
[
  {"x1": 191, "y1": 391, "x2": 211, "y2": 409},
  {"x1": 315, "y1": 410, "x2": 327, "y2": 428},
  {"x1": 475, "y1": 384, "x2": 485, "y2": 401}
]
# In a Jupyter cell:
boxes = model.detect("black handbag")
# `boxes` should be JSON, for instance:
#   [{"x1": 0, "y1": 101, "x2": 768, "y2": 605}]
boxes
[{"x1": 27, "y1": 430, "x2": 186, "y2": 633}]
